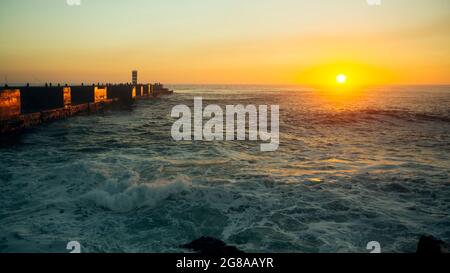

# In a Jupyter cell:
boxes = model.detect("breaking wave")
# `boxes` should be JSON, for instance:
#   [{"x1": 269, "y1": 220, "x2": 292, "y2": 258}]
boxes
[{"x1": 85, "y1": 175, "x2": 192, "y2": 212}]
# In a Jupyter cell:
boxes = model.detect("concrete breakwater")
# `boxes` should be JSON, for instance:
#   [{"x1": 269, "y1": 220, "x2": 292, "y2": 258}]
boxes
[{"x1": 0, "y1": 83, "x2": 173, "y2": 134}]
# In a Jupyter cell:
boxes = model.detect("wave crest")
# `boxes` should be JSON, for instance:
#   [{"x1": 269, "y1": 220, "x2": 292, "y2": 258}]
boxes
[{"x1": 84, "y1": 175, "x2": 192, "y2": 212}]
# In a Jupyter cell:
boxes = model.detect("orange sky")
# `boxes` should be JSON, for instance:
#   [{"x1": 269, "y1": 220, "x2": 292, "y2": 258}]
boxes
[{"x1": 0, "y1": 0, "x2": 449, "y2": 85}]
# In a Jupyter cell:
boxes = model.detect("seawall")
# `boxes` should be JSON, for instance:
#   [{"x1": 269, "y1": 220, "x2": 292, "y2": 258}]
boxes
[{"x1": 0, "y1": 83, "x2": 173, "y2": 134}]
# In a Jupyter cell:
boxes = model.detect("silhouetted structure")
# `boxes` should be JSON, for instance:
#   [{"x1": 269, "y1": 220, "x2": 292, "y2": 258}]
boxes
[
  {"x1": 71, "y1": 85, "x2": 107, "y2": 105},
  {"x1": 132, "y1": 70, "x2": 138, "y2": 85},
  {"x1": 0, "y1": 77, "x2": 174, "y2": 134},
  {"x1": 20, "y1": 86, "x2": 66, "y2": 113}
]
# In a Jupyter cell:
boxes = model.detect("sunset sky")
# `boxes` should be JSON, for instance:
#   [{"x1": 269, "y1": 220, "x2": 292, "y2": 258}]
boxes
[{"x1": 0, "y1": 0, "x2": 449, "y2": 85}]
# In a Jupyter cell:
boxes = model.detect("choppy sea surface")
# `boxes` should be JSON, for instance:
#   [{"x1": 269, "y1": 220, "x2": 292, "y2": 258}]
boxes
[{"x1": 1, "y1": 85, "x2": 449, "y2": 253}]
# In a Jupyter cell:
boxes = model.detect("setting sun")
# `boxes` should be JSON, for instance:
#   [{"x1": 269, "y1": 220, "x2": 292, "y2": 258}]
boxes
[{"x1": 336, "y1": 74, "x2": 347, "y2": 84}]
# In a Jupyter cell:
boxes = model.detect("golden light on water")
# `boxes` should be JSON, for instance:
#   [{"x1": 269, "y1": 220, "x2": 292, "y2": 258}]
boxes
[
  {"x1": 300, "y1": 66, "x2": 371, "y2": 104},
  {"x1": 297, "y1": 60, "x2": 396, "y2": 92}
]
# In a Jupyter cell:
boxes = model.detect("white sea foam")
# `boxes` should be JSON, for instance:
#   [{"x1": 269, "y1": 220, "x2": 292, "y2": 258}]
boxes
[{"x1": 85, "y1": 175, "x2": 192, "y2": 212}]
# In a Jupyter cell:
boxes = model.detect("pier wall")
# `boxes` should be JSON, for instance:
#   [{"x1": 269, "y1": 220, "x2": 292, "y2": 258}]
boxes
[
  {"x1": 71, "y1": 86, "x2": 108, "y2": 105},
  {"x1": 95, "y1": 87, "x2": 108, "y2": 103},
  {"x1": 142, "y1": 84, "x2": 150, "y2": 96},
  {"x1": 71, "y1": 86, "x2": 94, "y2": 105},
  {"x1": 63, "y1": 87, "x2": 71, "y2": 107},
  {"x1": 149, "y1": 84, "x2": 154, "y2": 95},
  {"x1": 0, "y1": 89, "x2": 21, "y2": 121},
  {"x1": 153, "y1": 83, "x2": 174, "y2": 96},
  {"x1": 135, "y1": 85, "x2": 143, "y2": 97},
  {"x1": 1, "y1": 83, "x2": 173, "y2": 134},
  {"x1": 107, "y1": 85, "x2": 134, "y2": 101},
  {"x1": 20, "y1": 87, "x2": 66, "y2": 113}
]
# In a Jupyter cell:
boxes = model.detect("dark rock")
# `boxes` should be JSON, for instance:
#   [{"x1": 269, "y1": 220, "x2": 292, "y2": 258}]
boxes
[
  {"x1": 417, "y1": 235, "x2": 449, "y2": 254},
  {"x1": 182, "y1": 236, "x2": 244, "y2": 255}
]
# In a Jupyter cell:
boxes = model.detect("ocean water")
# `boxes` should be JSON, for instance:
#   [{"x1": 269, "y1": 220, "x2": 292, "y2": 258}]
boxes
[{"x1": 0, "y1": 85, "x2": 449, "y2": 253}]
